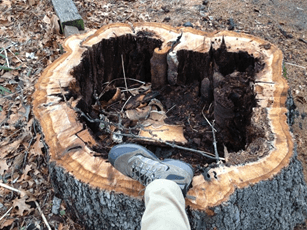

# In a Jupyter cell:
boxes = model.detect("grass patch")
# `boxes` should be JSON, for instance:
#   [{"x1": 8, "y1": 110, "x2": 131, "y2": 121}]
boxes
[{"x1": 0, "y1": 85, "x2": 12, "y2": 95}]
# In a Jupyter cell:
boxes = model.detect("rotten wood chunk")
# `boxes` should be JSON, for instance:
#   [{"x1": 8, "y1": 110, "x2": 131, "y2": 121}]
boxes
[{"x1": 150, "y1": 46, "x2": 171, "y2": 89}]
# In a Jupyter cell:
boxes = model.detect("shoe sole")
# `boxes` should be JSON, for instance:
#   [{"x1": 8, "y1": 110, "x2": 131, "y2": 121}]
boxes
[{"x1": 108, "y1": 143, "x2": 159, "y2": 166}]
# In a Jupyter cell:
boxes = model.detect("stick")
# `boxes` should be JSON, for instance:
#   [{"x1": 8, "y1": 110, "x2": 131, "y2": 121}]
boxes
[
  {"x1": 299, "y1": 38, "x2": 307, "y2": 45},
  {"x1": 284, "y1": 62, "x2": 306, "y2": 69},
  {"x1": 99, "y1": 78, "x2": 146, "y2": 100},
  {"x1": 202, "y1": 106, "x2": 219, "y2": 162},
  {"x1": 187, "y1": 115, "x2": 198, "y2": 132},
  {"x1": 121, "y1": 95, "x2": 132, "y2": 113},
  {"x1": 3, "y1": 48, "x2": 10, "y2": 68},
  {"x1": 202, "y1": 105, "x2": 217, "y2": 132},
  {"x1": 0, "y1": 206, "x2": 13, "y2": 221},
  {"x1": 34, "y1": 201, "x2": 52, "y2": 230},
  {"x1": 0, "y1": 182, "x2": 22, "y2": 194},
  {"x1": 158, "y1": 105, "x2": 176, "y2": 121},
  {"x1": 211, "y1": 120, "x2": 220, "y2": 162},
  {"x1": 8, "y1": 49, "x2": 23, "y2": 63},
  {"x1": 118, "y1": 133, "x2": 223, "y2": 160},
  {"x1": 121, "y1": 54, "x2": 129, "y2": 93}
]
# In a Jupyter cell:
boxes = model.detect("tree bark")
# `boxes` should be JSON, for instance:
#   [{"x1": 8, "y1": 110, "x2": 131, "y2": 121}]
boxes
[
  {"x1": 32, "y1": 23, "x2": 307, "y2": 229},
  {"x1": 48, "y1": 148, "x2": 307, "y2": 230}
]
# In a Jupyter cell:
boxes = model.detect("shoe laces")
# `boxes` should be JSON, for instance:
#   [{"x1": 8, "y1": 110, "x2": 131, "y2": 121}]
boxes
[{"x1": 129, "y1": 155, "x2": 168, "y2": 186}]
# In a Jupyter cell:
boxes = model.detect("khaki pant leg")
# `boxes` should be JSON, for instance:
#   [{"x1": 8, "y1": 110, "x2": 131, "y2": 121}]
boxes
[{"x1": 141, "y1": 179, "x2": 191, "y2": 230}]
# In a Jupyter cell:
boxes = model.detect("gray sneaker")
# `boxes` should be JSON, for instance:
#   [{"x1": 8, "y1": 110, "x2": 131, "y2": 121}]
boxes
[{"x1": 108, "y1": 143, "x2": 194, "y2": 196}]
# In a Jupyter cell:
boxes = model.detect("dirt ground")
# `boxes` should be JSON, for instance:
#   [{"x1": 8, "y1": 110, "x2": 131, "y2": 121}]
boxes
[{"x1": 0, "y1": 0, "x2": 307, "y2": 229}]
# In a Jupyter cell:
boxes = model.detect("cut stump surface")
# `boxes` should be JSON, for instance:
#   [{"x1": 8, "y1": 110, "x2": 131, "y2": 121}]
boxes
[{"x1": 32, "y1": 23, "x2": 307, "y2": 229}]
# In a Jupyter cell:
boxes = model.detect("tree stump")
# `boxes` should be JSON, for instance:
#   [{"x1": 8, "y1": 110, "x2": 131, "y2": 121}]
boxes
[{"x1": 32, "y1": 23, "x2": 307, "y2": 229}]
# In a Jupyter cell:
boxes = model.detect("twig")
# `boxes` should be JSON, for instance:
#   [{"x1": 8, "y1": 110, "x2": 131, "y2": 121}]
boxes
[
  {"x1": 187, "y1": 115, "x2": 198, "y2": 132},
  {"x1": 0, "y1": 206, "x2": 13, "y2": 221},
  {"x1": 299, "y1": 38, "x2": 307, "y2": 45},
  {"x1": 3, "y1": 48, "x2": 10, "y2": 68},
  {"x1": 118, "y1": 133, "x2": 223, "y2": 160},
  {"x1": 8, "y1": 49, "x2": 23, "y2": 63},
  {"x1": 34, "y1": 201, "x2": 52, "y2": 230},
  {"x1": 102, "y1": 78, "x2": 146, "y2": 87},
  {"x1": 0, "y1": 182, "x2": 22, "y2": 194},
  {"x1": 121, "y1": 54, "x2": 129, "y2": 94},
  {"x1": 284, "y1": 62, "x2": 306, "y2": 69},
  {"x1": 165, "y1": 105, "x2": 176, "y2": 115},
  {"x1": 99, "y1": 78, "x2": 146, "y2": 99},
  {"x1": 158, "y1": 104, "x2": 176, "y2": 121},
  {"x1": 211, "y1": 120, "x2": 220, "y2": 163},
  {"x1": 202, "y1": 105, "x2": 219, "y2": 162},
  {"x1": 121, "y1": 95, "x2": 132, "y2": 113},
  {"x1": 202, "y1": 105, "x2": 217, "y2": 132}
]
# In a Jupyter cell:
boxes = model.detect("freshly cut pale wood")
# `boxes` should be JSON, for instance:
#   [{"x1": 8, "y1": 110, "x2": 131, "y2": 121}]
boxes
[
  {"x1": 32, "y1": 23, "x2": 307, "y2": 230},
  {"x1": 139, "y1": 124, "x2": 187, "y2": 144}
]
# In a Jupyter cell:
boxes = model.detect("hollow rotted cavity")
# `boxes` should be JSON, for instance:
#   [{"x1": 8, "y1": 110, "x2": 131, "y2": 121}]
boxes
[{"x1": 69, "y1": 34, "x2": 264, "y2": 174}]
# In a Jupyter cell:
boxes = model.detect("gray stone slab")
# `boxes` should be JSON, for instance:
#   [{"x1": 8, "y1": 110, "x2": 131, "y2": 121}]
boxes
[{"x1": 64, "y1": 25, "x2": 80, "y2": 37}]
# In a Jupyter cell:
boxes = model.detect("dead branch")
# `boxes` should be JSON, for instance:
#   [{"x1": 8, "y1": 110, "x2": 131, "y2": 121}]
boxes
[
  {"x1": 3, "y1": 48, "x2": 10, "y2": 68},
  {"x1": 211, "y1": 120, "x2": 220, "y2": 162},
  {"x1": 34, "y1": 201, "x2": 52, "y2": 230},
  {"x1": 118, "y1": 132, "x2": 223, "y2": 160},
  {"x1": 284, "y1": 62, "x2": 306, "y2": 69},
  {"x1": 121, "y1": 95, "x2": 132, "y2": 113},
  {"x1": 0, "y1": 206, "x2": 13, "y2": 221},
  {"x1": 202, "y1": 105, "x2": 219, "y2": 162},
  {"x1": 121, "y1": 54, "x2": 129, "y2": 93}
]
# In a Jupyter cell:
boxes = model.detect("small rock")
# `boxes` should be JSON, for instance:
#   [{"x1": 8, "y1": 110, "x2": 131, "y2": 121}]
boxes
[
  {"x1": 228, "y1": 18, "x2": 235, "y2": 30},
  {"x1": 202, "y1": 0, "x2": 209, "y2": 5},
  {"x1": 52, "y1": 196, "x2": 62, "y2": 215},
  {"x1": 208, "y1": 16, "x2": 214, "y2": 21},
  {"x1": 183, "y1": 22, "x2": 193, "y2": 28}
]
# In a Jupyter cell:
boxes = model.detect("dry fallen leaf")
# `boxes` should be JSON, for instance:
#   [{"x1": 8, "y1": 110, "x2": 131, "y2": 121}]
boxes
[
  {"x1": 0, "y1": 218, "x2": 15, "y2": 229},
  {"x1": 1, "y1": 72, "x2": 14, "y2": 80},
  {"x1": 42, "y1": 15, "x2": 51, "y2": 24},
  {"x1": 0, "y1": 132, "x2": 30, "y2": 158},
  {"x1": 28, "y1": 0, "x2": 36, "y2": 6},
  {"x1": 51, "y1": 14, "x2": 60, "y2": 35},
  {"x1": 18, "y1": 164, "x2": 33, "y2": 183},
  {"x1": 12, "y1": 195, "x2": 33, "y2": 216},
  {"x1": 30, "y1": 134, "x2": 44, "y2": 157},
  {"x1": 0, "y1": 158, "x2": 9, "y2": 174}
]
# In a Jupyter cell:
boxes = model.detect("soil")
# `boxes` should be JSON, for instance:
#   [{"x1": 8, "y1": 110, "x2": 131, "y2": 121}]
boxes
[{"x1": 0, "y1": 0, "x2": 307, "y2": 229}]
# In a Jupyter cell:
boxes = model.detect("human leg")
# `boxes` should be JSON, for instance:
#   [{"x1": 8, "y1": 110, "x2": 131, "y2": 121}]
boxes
[{"x1": 141, "y1": 179, "x2": 191, "y2": 230}]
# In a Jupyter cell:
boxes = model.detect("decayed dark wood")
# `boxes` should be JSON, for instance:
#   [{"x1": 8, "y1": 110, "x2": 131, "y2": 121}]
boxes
[
  {"x1": 150, "y1": 46, "x2": 171, "y2": 89},
  {"x1": 32, "y1": 23, "x2": 307, "y2": 229}
]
